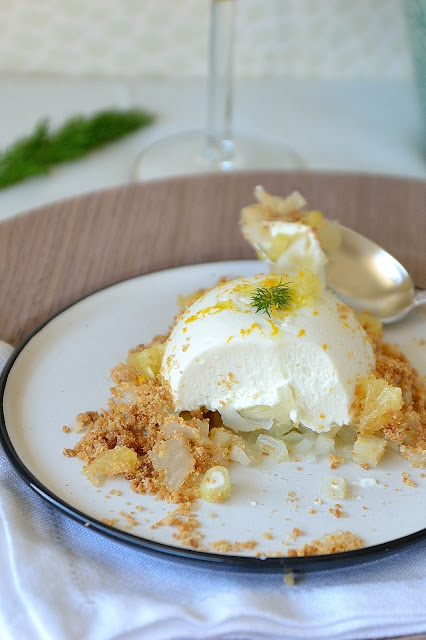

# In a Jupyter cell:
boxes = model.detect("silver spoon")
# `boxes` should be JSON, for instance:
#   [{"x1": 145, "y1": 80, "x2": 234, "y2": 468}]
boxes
[{"x1": 325, "y1": 225, "x2": 426, "y2": 323}]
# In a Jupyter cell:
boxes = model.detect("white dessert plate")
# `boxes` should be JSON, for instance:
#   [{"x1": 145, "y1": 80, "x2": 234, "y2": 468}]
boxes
[{"x1": 1, "y1": 260, "x2": 426, "y2": 572}]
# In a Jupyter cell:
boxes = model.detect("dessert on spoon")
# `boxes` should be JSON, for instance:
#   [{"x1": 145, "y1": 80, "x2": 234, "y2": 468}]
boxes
[{"x1": 241, "y1": 185, "x2": 425, "y2": 323}]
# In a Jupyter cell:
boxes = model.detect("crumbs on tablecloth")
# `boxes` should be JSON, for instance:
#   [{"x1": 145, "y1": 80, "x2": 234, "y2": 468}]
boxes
[{"x1": 283, "y1": 569, "x2": 296, "y2": 586}]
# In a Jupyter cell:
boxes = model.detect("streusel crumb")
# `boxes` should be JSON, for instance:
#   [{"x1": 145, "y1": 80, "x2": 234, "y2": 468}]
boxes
[{"x1": 287, "y1": 531, "x2": 364, "y2": 556}]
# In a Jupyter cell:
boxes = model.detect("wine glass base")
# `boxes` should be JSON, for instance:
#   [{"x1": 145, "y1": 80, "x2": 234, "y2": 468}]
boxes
[{"x1": 133, "y1": 130, "x2": 304, "y2": 181}]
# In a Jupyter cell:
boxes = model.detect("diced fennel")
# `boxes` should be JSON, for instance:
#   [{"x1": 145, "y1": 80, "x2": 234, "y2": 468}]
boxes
[
  {"x1": 256, "y1": 434, "x2": 289, "y2": 462},
  {"x1": 84, "y1": 446, "x2": 139, "y2": 487},
  {"x1": 163, "y1": 418, "x2": 199, "y2": 440},
  {"x1": 358, "y1": 378, "x2": 402, "y2": 434},
  {"x1": 149, "y1": 437, "x2": 194, "y2": 490},
  {"x1": 209, "y1": 427, "x2": 233, "y2": 448},
  {"x1": 266, "y1": 233, "x2": 291, "y2": 261},
  {"x1": 313, "y1": 434, "x2": 335, "y2": 456},
  {"x1": 126, "y1": 342, "x2": 165, "y2": 379},
  {"x1": 320, "y1": 475, "x2": 347, "y2": 500},
  {"x1": 282, "y1": 430, "x2": 304, "y2": 446},
  {"x1": 353, "y1": 434, "x2": 387, "y2": 467},
  {"x1": 162, "y1": 417, "x2": 210, "y2": 444},
  {"x1": 291, "y1": 434, "x2": 316, "y2": 456},
  {"x1": 229, "y1": 436, "x2": 257, "y2": 465},
  {"x1": 400, "y1": 445, "x2": 426, "y2": 467},
  {"x1": 200, "y1": 466, "x2": 232, "y2": 502}
]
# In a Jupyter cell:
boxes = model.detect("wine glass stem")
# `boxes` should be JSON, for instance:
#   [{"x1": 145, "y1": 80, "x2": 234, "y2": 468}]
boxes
[{"x1": 205, "y1": 0, "x2": 236, "y2": 166}]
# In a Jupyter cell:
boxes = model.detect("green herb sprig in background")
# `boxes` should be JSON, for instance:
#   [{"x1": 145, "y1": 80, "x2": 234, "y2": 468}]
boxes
[
  {"x1": 251, "y1": 280, "x2": 293, "y2": 317},
  {"x1": 0, "y1": 108, "x2": 155, "y2": 189}
]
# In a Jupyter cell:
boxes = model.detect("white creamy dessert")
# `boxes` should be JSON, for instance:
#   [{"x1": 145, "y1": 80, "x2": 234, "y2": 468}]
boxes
[
  {"x1": 161, "y1": 271, "x2": 375, "y2": 435},
  {"x1": 241, "y1": 186, "x2": 341, "y2": 278}
]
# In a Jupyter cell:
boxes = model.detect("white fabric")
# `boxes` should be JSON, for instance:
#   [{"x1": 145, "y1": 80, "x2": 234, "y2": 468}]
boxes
[{"x1": 1, "y1": 339, "x2": 426, "y2": 640}]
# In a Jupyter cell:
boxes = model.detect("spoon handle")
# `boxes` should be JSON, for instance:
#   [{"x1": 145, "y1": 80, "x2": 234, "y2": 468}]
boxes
[{"x1": 413, "y1": 289, "x2": 426, "y2": 308}]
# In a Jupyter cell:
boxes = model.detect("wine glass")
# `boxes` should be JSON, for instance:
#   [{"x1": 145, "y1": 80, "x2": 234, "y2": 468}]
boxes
[{"x1": 133, "y1": 0, "x2": 303, "y2": 181}]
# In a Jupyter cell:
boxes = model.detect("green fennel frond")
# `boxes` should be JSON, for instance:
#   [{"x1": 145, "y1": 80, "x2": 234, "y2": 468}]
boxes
[
  {"x1": 250, "y1": 280, "x2": 293, "y2": 317},
  {"x1": 0, "y1": 108, "x2": 155, "y2": 189}
]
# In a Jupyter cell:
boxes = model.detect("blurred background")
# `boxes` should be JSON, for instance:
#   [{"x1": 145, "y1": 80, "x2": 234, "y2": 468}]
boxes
[
  {"x1": 0, "y1": 0, "x2": 412, "y2": 79},
  {"x1": 0, "y1": 0, "x2": 423, "y2": 221}
]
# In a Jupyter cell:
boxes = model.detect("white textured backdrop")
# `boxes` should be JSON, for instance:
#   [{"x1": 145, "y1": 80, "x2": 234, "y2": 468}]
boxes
[{"x1": 0, "y1": 0, "x2": 413, "y2": 78}]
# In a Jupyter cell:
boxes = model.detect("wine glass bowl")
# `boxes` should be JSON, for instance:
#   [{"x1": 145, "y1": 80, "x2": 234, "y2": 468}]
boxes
[
  {"x1": 133, "y1": 130, "x2": 303, "y2": 180},
  {"x1": 134, "y1": 0, "x2": 303, "y2": 181}
]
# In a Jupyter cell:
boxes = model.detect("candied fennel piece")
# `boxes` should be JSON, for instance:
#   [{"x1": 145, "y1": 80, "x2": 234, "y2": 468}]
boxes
[
  {"x1": 229, "y1": 435, "x2": 257, "y2": 465},
  {"x1": 163, "y1": 415, "x2": 210, "y2": 444},
  {"x1": 357, "y1": 377, "x2": 403, "y2": 434},
  {"x1": 73, "y1": 410, "x2": 98, "y2": 433},
  {"x1": 267, "y1": 234, "x2": 291, "y2": 262},
  {"x1": 320, "y1": 475, "x2": 347, "y2": 500},
  {"x1": 253, "y1": 185, "x2": 306, "y2": 217},
  {"x1": 149, "y1": 436, "x2": 194, "y2": 491},
  {"x1": 313, "y1": 433, "x2": 335, "y2": 457},
  {"x1": 84, "y1": 446, "x2": 139, "y2": 486},
  {"x1": 126, "y1": 341, "x2": 165, "y2": 379},
  {"x1": 356, "y1": 311, "x2": 383, "y2": 341},
  {"x1": 291, "y1": 431, "x2": 317, "y2": 459},
  {"x1": 238, "y1": 386, "x2": 296, "y2": 433},
  {"x1": 209, "y1": 426, "x2": 234, "y2": 449},
  {"x1": 241, "y1": 186, "x2": 341, "y2": 268},
  {"x1": 302, "y1": 209, "x2": 342, "y2": 255},
  {"x1": 255, "y1": 186, "x2": 342, "y2": 257},
  {"x1": 291, "y1": 269, "x2": 323, "y2": 308},
  {"x1": 240, "y1": 188, "x2": 307, "y2": 263},
  {"x1": 177, "y1": 288, "x2": 206, "y2": 311},
  {"x1": 255, "y1": 434, "x2": 289, "y2": 462},
  {"x1": 353, "y1": 434, "x2": 387, "y2": 467},
  {"x1": 334, "y1": 424, "x2": 358, "y2": 461},
  {"x1": 400, "y1": 445, "x2": 426, "y2": 467},
  {"x1": 200, "y1": 465, "x2": 232, "y2": 502}
]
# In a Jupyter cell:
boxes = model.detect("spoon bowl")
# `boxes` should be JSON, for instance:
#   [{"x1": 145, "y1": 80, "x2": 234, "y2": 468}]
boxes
[{"x1": 325, "y1": 226, "x2": 425, "y2": 323}]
